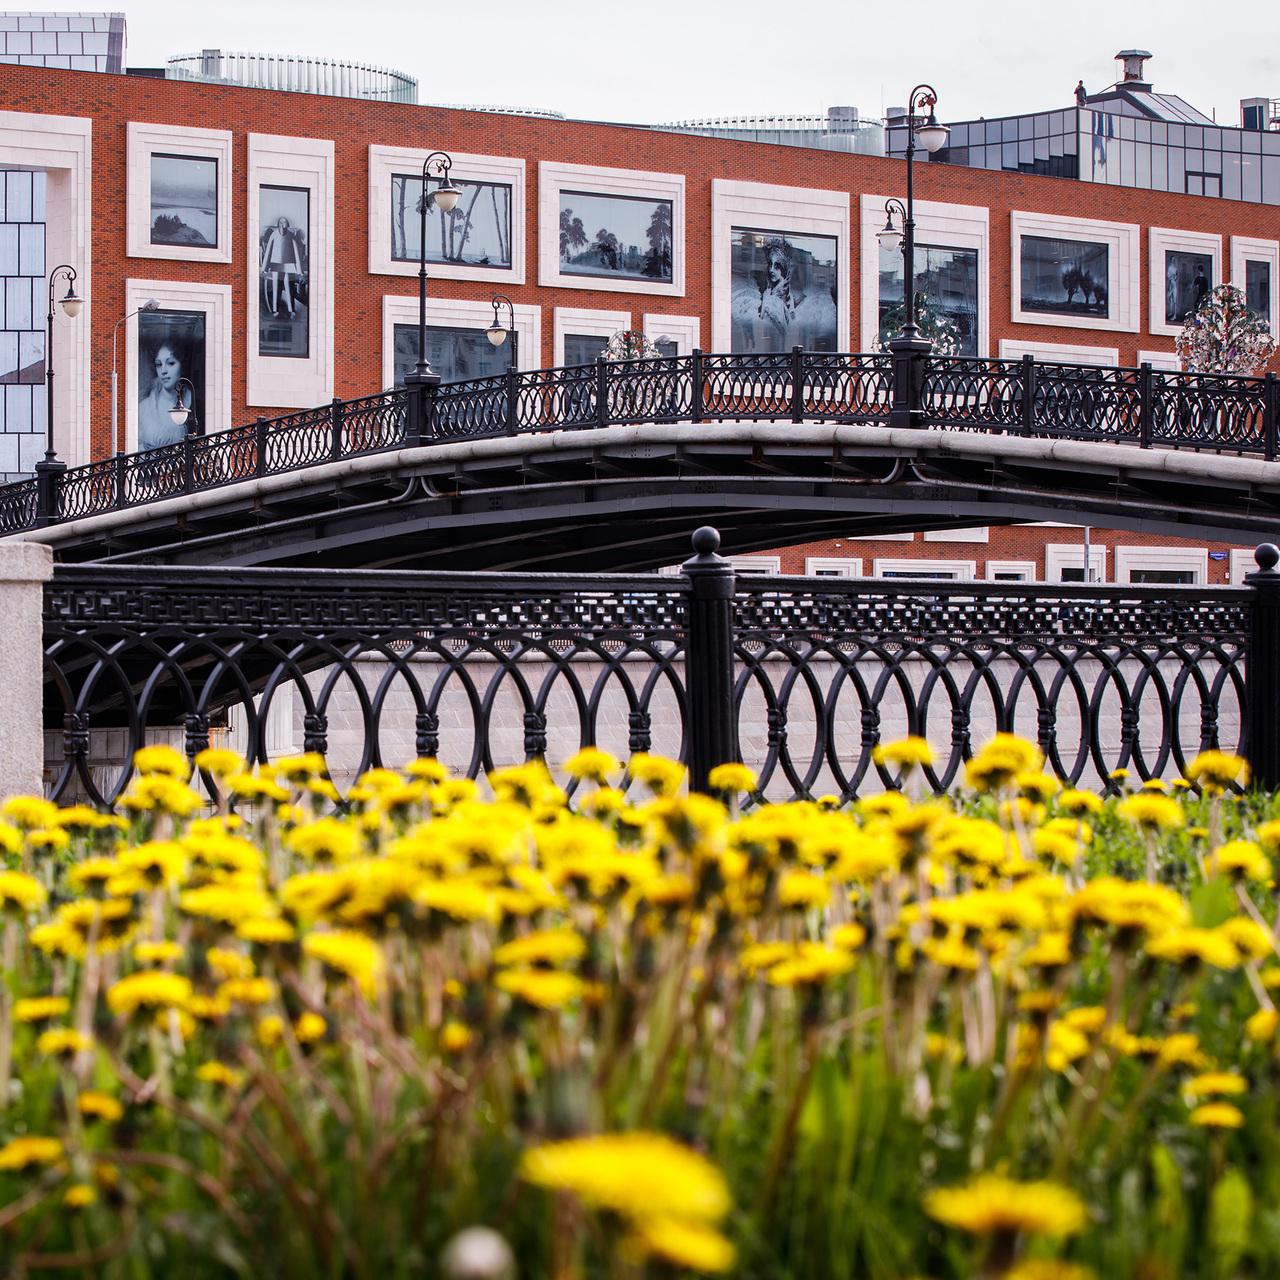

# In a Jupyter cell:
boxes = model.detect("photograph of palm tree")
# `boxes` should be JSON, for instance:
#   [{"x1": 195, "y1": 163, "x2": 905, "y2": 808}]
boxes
[
  {"x1": 391, "y1": 176, "x2": 512, "y2": 269},
  {"x1": 559, "y1": 191, "x2": 673, "y2": 282}
]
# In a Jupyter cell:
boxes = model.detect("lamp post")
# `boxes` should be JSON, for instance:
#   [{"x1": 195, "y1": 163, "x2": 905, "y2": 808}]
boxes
[
  {"x1": 166, "y1": 377, "x2": 198, "y2": 434},
  {"x1": 409, "y1": 151, "x2": 460, "y2": 382},
  {"x1": 485, "y1": 294, "x2": 515, "y2": 349},
  {"x1": 112, "y1": 298, "x2": 158, "y2": 453},
  {"x1": 879, "y1": 85, "x2": 949, "y2": 426},
  {"x1": 34, "y1": 264, "x2": 82, "y2": 523}
]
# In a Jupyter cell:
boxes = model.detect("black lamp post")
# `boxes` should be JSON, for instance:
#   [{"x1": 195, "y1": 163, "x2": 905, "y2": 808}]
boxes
[
  {"x1": 408, "y1": 151, "x2": 461, "y2": 383},
  {"x1": 42, "y1": 263, "x2": 82, "y2": 465},
  {"x1": 167, "y1": 377, "x2": 199, "y2": 435},
  {"x1": 879, "y1": 86, "x2": 949, "y2": 426},
  {"x1": 485, "y1": 294, "x2": 515, "y2": 349}
]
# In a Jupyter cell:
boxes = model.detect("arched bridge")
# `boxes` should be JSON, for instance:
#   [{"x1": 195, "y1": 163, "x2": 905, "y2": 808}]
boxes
[{"x1": 5, "y1": 350, "x2": 1280, "y2": 570}]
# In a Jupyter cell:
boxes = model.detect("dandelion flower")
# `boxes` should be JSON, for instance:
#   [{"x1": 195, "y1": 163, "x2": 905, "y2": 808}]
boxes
[
  {"x1": 78, "y1": 1092, "x2": 123, "y2": 1123},
  {"x1": 107, "y1": 971, "x2": 192, "y2": 1019},
  {"x1": 923, "y1": 1173, "x2": 1086, "y2": 1237},
  {"x1": 1184, "y1": 1071, "x2": 1248, "y2": 1097},
  {"x1": 0, "y1": 1135, "x2": 63, "y2": 1171},
  {"x1": 1190, "y1": 1102, "x2": 1245, "y2": 1128},
  {"x1": 494, "y1": 967, "x2": 584, "y2": 1010},
  {"x1": 624, "y1": 1216, "x2": 735, "y2": 1272}
]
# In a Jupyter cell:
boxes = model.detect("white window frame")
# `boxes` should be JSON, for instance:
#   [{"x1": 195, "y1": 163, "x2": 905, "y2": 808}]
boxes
[
  {"x1": 127, "y1": 122, "x2": 233, "y2": 264},
  {"x1": 247, "y1": 133, "x2": 334, "y2": 409},
  {"x1": 1230, "y1": 235, "x2": 1280, "y2": 338},
  {"x1": 553, "y1": 307, "x2": 631, "y2": 367},
  {"x1": 998, "y1": 338, "x2": 1120, "y2": 366},
  {"x1": 726, "y1": 555, "x2": 781, "y2": 576},
  {"x1": 804, "y1": 556, "x2": 863, "y2": 576},
  {"x1": 1009, "y1": 210, "x2": 1140, "y2": 333},
  {"x1": 712, "y1": 179, "x2": 850, "y2": 351},
  {"x1": 925, "y1": 527, "x2": 990, "y2": 543},
  {"x1": 1137, "y1": 348, "x2": 1182, "y2": 371},
  {"x1": 380, "y1": 295, "x2": 541, "y2": 390},
  {"x1": 1230, "y1": 548, "x2": 1259, "y2": 584},
  {"x1": 872, "y1": 557, "x2": 975, "y2": 580},
  {"x1": 860, "y1": 193, "x2": 989, "y2": 356},
  {"x1": 540, "y1": 161, "x2": 684, "y2": 296},
  {"x1": 860, "y1": 531, "x2": 914, "y2": 542},
  {"x1": 1114, "y1": 545, "x2": 1208, "y2": 585},
  {"x1": 986, "y1": 560, "x2": 1037, "y2": 582},
  {"x1": 1148, "y1": 227, "x2": 1223, "y2": 338},
  {"x1": 367, "y1": 145, "x2": 526, "y2": 285},
  {"x1": 643, "y1": 313, "x2": 700, "y2": 355},
  {"x1": 1045, "y1": 542, "x2": 1108, "y2": 583},
  {"x1": 0, "y1": 110, "x2": 91, "y2": 465},
  {"x1": 125, "y1": 278, "x2": 233, "y2": 450}
]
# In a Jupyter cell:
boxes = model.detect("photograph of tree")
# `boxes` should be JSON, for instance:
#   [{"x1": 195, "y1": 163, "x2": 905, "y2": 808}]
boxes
[
  {"x1": 559, "y1": 191, "x2": 673, "y2": 282},
  {"x1": 1165, "y1": 250, "x2": 1213, "y2": 325},
  {"x1": 258, "y1": 186, "x2": 310, "y2": 359},
  {"x1": 729, "y1": 228, "x2": 838, "y2": 351},
  {"x1": 391, "y1": 177, "x2": 512, "y2": 269},
  {"x1": 150, "y1": 154, "x2": 217, "y2": 249},
  {"x1": 1020, "y1": 235, "x2": 1109, "y2": 317},
  {"x1": 879, "y1": 243, "x2": 979, "y2": 357}
]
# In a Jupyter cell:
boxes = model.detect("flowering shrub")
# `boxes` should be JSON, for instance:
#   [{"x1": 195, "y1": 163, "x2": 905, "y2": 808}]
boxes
[{"x1": 0, "y1": 739, "x2": 1278, "y2": 1277}]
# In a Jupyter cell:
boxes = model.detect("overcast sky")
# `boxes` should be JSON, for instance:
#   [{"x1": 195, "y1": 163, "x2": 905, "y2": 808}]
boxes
[{"x1": 123, "y1": 0, "x2": 1277, "y2": 128}]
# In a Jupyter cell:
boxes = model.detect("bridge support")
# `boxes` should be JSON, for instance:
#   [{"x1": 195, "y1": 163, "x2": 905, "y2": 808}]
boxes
[{"x1": 0, "y1": 541, "x2": 53, "y2": 797}]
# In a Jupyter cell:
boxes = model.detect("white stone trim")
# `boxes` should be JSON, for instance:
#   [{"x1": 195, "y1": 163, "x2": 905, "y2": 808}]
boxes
[
  {"x1": 0, "y1": 110, "x2": 91, "y2": 465},
  {"x1": 367, "y1": 145, "x2": 525, "y2": 285},
  {"x1": 873, "y1": 557, "x2": 976, "y2": 580},
  {"x1": 1114, "y1": 544, "x2": 1208, "y2": 584},
  {"x1": 714, "y1": 180, "x2": 850, "y2": 351},
  {"x1": 126, "y1": 122, "x2": 232, "y2": 264},
  {"x1": 540, "y1": 161, "x2": 684, "y2": 296},
  {"x1": 1148, "y1": 227, "x2": 1223, "y2": 338},
  {"x1": 726, "y1": 554, "x2": 781, "y2": 575},
  {"x1": 246, "y1": 134, "x2": 334, "y2": 409},
  {"x1": 859, "y1": 193, "x2": 989, "y2": 356},
  {"x1": 553, "y1": 307, "x2": 631, "y2": 367},
  {"x1": 1137, "y1": 348, "x2": 1182, "y2": 371},
  {"x1": 380, "y1": 294, "x2": 541, "y2": 390},
  {"x1": 1230, "y1": 548, "x2": 1258, "y2": 584},
  {"x1": 986, "y1": 560, "x2": 1037, "y2": 581},
  {"x1": 860, "y1": 531, "x2": 914, "y2": 541},
  {"x1": 998, "y1": 338, "x2": 1120, "y2": 366},
  {"x1": 643, "y1": 313, "x2": 700, "y2": 355},
  {"x1": 925, "y1": 527, "x2": 990, "y2": 543},
  {"x1": 1009, "y1": 210, "x2": 1140, "y2": 333},
  {"x1": 805, "y1": 555, "x2": 863, "y2": 576},
  {"x1": 1230, "y1": 235, "x2": 1280, "y2": 337},
  {"x1": 124, "y1": 278, "x2": 232, "y2": 450},
  {"x1": 1045, "y1": 542, "x2": 1108, "y2": 583}
]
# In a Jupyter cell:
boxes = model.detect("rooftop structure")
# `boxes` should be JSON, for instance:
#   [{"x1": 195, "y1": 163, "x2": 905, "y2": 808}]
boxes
[
  {"x1": 661, "y1": 106, "x2": 884, "y2": 156},
  {"x1": 0, "y1": 10, "x2": 122, "y2": 71},
  {"x1": 166, "y1": 49, "x2": 416, "y2": 103}
]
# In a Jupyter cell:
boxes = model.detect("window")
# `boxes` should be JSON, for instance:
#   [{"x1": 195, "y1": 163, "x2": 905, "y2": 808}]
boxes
[
  {"x1": 804, "y1": 556, "x2": 863, "y2": 576},
  {"x1": 1114, "y1": 545, "x2": 1207, "y2": 585},
  {"x1": 730, "y1": 227, "x2": 839, "y2": 352},
  {"x1": 392, "y1": 323, "x2": 516, "y2": 387},
  {"x1": 1246, "y1": 259, "x2": 1272, "y2": 321},
  {"x1": 257, "y1": 186, "x2": 309, "y2": 359},
  {"x1": 1164, "y1": 249, "x2": 1213, "y2": 325},
  {"x1": 150, "y1": 153, "x2": 217, "y2": 250},
  {"x1": 1020, "y1": 235, "x2": 1110, "y2": 319},
  {"x1": 726, "y1": 555, "x2": 781, "y2": 576},
  {"x1": 1129, "y1": 569, "x2": 1195, "y2": 584},
  {"x1": 0, "y1": 171, "x2": 44, "y2": 477},
  {"x1": 878, "y1": 242, "x2": 979, "y2": 356},
  {"x1": 1149, "y1": 230, "x2": 1222, "y2": 337},
  {"x1": 137, "y1": 309, "x2": 206, "y2": 450},
  {"x1": 127, "y1": 123, "x2": 233, "y2": 264},
  {"x1": 873, "y1": 558, "x2": 975, "y2": 580},
  {"x1": 1045, "y1": 543, "x2": 1107, "y2": 583},
  {"x1": 559, "y1": 190, "x2": 672, "y2": 283},
  {"x1": 564, "y1": 334, "x2": 608, "y2": 366},
  {"x1": 986, "y1": 560, "x2": 1036, "y2": 582},
  {"x1": 390, "y1": 174, "x2": 513, "y2": 269}
]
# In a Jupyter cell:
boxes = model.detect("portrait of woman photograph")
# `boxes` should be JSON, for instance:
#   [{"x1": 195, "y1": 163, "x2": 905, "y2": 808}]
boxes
[{"x1": 136, "y1": 309, "x2": 206, "y2": 451}]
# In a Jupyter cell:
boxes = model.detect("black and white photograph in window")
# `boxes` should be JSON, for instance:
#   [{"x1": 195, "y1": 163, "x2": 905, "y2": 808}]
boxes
[
  {"x1": 730, "y1": 229, "x2": 838, "y2": 352},
  {"x1": 559, "y1": 192, "x2": 673, "y2": 283},
  {"x1": 563, "y1": 334, "x2": 608, "y2": 366},
  {"x1": 1246, "y1": 260, "x2": 1273, "y2": 325},
  {"x1": 391, "y1": 176, "x2": 513, "y2": 270},
  {"x1": 392, "y1": 324, "x2": 516, "y2": 387},
  {"x1": 258, "y1": 186, "x2": 310, "y2": 359},
  {"x1": 1164, "y1": 250, "x2": 1213, "y2": 325},
  {"x1": 137, "y1": 309, "x2": 205, "y2": 451},
  {"x1": 150, "y1": 154, "x2": 218, "y2": 249},
  {"x1": 1020, "y1": 236, "x2": 1109, "y2": 317},
  {"x1": 878, "y1": 243, "x2": 978, "y2": 356}
]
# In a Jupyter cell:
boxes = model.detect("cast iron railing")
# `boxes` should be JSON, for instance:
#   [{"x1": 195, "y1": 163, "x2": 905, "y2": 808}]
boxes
[
  {"x1": 5, "y1": 350, "x2": 1280, "y2": 536},
  {"x1": 43, "y1": 528, "x2": 1276, "y2": 808}
]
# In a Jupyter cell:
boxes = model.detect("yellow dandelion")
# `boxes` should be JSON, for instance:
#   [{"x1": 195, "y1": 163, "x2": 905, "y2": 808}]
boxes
[
  {"x1": 1190, "y1": 1102, "x2": 1245, "y2": 1128},
  {"x1": 302, "y1": 930, "x2": 384, "y2": 997},
  {"x1": 924, "y1": 1173, "x2": 1086, "y2": 1237},
  {"x1": 494, "y1": 967, "x2": 584, "y2": 1010},
  {"x1": 624, "y1": 1217, "x2": 735, "y2": 1273},
  {"x1": 106, "y1": 971, "x2": 192, "y2": 1019},
  {"x1": 0, "y1": 1135, "x2": 63, "y2": 1170},
  {"x1": 14, "y1": 995, "x2": 69, "y2": 1024},
  {"x1": 78, "y1": 1092, "x2": 124, "y2": 1123}
]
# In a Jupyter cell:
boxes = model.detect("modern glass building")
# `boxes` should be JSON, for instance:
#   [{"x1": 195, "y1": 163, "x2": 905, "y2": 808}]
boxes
[
  {"x1": 0, "y1": 11, "x2": 124, "y2": 71},
  {"x1": 889, "y1": 51, "x2": 1280, "y2": 206}
]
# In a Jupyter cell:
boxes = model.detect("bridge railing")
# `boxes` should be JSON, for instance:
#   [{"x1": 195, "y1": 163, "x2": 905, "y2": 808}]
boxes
[
  {"x1": 4, "y1": 351, "x2": 1278, "y2": 537},
  {"x1": 38, "y1": 528, "x2": 1280, "y2": 808}
]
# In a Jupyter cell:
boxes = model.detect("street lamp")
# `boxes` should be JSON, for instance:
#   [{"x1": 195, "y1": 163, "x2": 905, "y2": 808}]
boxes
[
  {"x1": 409, "y1": 151, "x2": 461, "y2": 382},
  {"x1": 485, "y1": 294, "x2": 515, "y2": 347},
  {"x1": 166, "y1": 377, "x2": 198, "y2": 434},
  {"x1": 112, "y1": 298, "x2": 158, "y2": 453},
  {"x1": 42, "y1": 263, "x2": 83, "y2": 466}
]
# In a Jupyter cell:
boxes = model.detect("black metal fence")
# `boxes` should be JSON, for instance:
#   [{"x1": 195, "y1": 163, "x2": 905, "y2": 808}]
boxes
[
  {"x1": 43, "y1": 529, "x2": 1271, "y2": 806},
  {"x1": 6, "y1": 349, "x2": 1280, "y2": 536}
]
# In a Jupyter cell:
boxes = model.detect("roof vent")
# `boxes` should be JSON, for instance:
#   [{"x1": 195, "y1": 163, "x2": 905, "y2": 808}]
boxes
[{"x1": 1115, "y1": 49, "x2": 1152, "y2": 86}]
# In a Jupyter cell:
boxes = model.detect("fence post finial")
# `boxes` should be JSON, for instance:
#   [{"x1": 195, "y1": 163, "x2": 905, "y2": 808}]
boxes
[{"x1": 1246, "y1": 542, "x2": 1280, "y2": 789}]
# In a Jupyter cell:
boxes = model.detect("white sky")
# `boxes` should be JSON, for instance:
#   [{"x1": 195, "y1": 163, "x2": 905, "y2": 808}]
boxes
[{"x1": 120, "y1": 0, "x2": 1278, "y2": 128}]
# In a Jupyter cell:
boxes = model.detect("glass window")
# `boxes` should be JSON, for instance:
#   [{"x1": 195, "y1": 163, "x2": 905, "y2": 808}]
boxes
[
  {"x1": 1186, "y1": 126, "x2": 1203, "y2": 148},
  {"x1": 1018, "y1": 140, "x2": 1034, "y2": 167},
  {"x1": 1034, "y1": 113, "x2": 1049, "y2": 138},
  {"x1": 0, "y1": 224, "x2": 16, "y2": 276},
  {"x1": 137, "y1": 309, "x2": 207, "y2": 451},
  {"x1": 1151, "y1": 122, "x2": 1168, "y2": 145},
  {"x1": 1134, "y1": 118, "x2": 1152, "y2": 142},
  {"x1": 5, "y1": 277, "x2": 31, "y2": 329},
  {"x1": 257, "y1": 185, "x2": 309, "y2": 359},
  {"x1": 1020, "y1": 235, "x2": 1109, "y2": 318},
  {"x1": 392, "y1": 323, "x2": 516, "y2": 387},
  {"x1": 17, "y1": 223, "x2": 41, "y2": 276},
  {"x1": 1164, "y1": 250, "x2": 1213, "y2": 325},
  {"x1": 16, "y1": 330, "x2": 41, "y2": 384},
  {"x1": 730, "y1": 227, "x2": 839, "y2": 352},
  {"x1": 1130, "y1": 569, "x2": 1195, "y2": 584},
  {"x1": 563, "y1": 334, "x2": 608, "y2": 366},
  {"x1": 879, "y1": 242, "x2": 979, "y2": 356},
  {"x1": 985, "y1": 120, "x2": 1002, "y2": 144},
  {"x1": 1018, "y1": 115, "x2": 1033, "y2": 140},
  {"x1": 390, "y1": 175, "x2": 514, "y2": 269},
  {"x1": 1002, "y1": 118, "x2": 1018, "y2": 141},
  {"x1": 1223, "y1": 154, "x2": 1242, "y2": 201},
  {"x1": 1264, "y1": 157, "x2": 1280, "y2": 205},
  {"x1": 150, "y1": 154, "x2": 217, "y2": 249},
  {"x1": 653, "y1": 337, "x2": 677, "y2": 358},
  {"x1": 1060, "y1": 567, "x2": 1086, "y2": 582},
  {"x1": 1245, "y1": 260, "x2": 1272, "y2": 321},
  {"x1": 5, "y1": 172, "x2": 31, "y2": 222},
  {"x1": 559, "y1": 190, "x2": 673, "y2": 283},
  {"x1": 1002, "y1": 141, "x2": 1019, "y2": 168},
  {"x1": 1242, "y1": 154, "x2": 1262, "y2": 203},
  {"x1": 0, "y1": 330, "x2": 17, "y2": 381}
]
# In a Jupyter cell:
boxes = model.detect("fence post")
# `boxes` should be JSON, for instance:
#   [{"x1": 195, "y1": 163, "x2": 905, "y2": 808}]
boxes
[
  {"x1": 182, "y1": 430, "x2": 195, "y2": 492},
  {"x1": 1138, "y1": 362, "x2": 1153, "y2": 449},
  {"x1": 0, "y1": 540, "x2": 54, "y2": 797},
  {"x1": 791, "y1": 345, "x2": 805, "y2": 423},
  {"x1": 505, "y1": 366, "x2": 519, "y2": 435},
  {"x1": 1247, "y1": 543, "x2": 1280, "y2": 790},
  {"x1": 596, "y1": 357, "x2": 609, "y2": 428},
  {"x1": 115, "y1": 450, "x2": 127, "y2": 508},
  {"x1": 1264, "y1": 371, "x2": 1277, "y2": 462},
  {"x1": 402, "y1": 372, "x2": 438, "y2": 447},
  {"x1": 1021, "y1": 353, "x2": 1035, "y2": 434},
  {"x1": 888, "y1": 335, "x2": 930, "y2": 428},
  {"x1": 681, "y1": 526, "x2": 738, "y2": 793},
  {"x1": 33, "y1": 458, "x2": 64, "y2": 527},
  {"x1": 690, "y1": 348, "x2": 704, "y2": 423},
  {"x1": 255, "y1": 416, "x2": 268, "y2": 477},
  {"x1": 329, "y1": 396, "x2": 344, "y2": 461}
]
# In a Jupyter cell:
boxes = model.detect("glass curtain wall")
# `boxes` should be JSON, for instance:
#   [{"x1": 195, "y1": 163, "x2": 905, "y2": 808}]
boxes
[{"x1": 0, "y1": 171, "x2": 46, "y2": 480}]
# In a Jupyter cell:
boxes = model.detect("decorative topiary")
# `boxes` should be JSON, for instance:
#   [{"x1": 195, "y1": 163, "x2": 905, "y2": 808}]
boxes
[{"x1": 1175, "y1": 282, "x2": 1276, "y2": 375}]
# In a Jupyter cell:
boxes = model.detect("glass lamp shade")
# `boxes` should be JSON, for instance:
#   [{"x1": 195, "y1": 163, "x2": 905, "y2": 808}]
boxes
[
  {"x1": 877, "y1": 225, "x2": 904, "y2": 254},
  {"x1": 168, "y1": 404, "x2": 190, "y2": 428},
  {"x1": 916, "y1": 121, "x2": 950, "y2": 153},
  {"x1": 433, "y1": 180, "x2": 461, "y2": 213},
  {"x1": 486, "y1": 324, "x2": 508, "y2": 347},
  {"x1": 60, "y1": 293, "x2": 83, "y2": 319}
]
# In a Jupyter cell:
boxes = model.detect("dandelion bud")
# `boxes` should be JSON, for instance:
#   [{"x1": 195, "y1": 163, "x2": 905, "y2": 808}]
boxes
[{"x1": 441, "y1": 1227, "x2": 515, "y2": 1280}]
